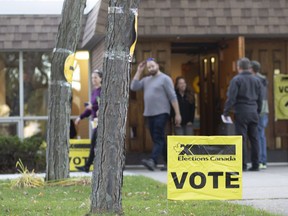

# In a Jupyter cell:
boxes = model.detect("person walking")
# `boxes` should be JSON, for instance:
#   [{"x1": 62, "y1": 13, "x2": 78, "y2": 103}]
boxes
[
  {"x1": 251, "y1": 60, "x2": 269, "y2": 169},
  {"x1": 130, "y1": 58, "x2": 181, "y2": 171},
  {"x1": 173, "y1": 76, "x2": 195, "y2": 135},
  {"x1": 223, "y1": 57, "x2": 263, "y2": 171},
  {"x1": 74, "y1": 70, "x2": 102, "y2": 172}
]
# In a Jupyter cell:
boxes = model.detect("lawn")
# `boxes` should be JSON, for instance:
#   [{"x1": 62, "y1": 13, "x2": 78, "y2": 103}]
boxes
[{"x1": 0, "y1": 175, "x2": 279, "y2": 216}]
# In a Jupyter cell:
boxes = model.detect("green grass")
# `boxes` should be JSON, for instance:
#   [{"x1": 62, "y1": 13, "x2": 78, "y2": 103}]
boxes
[
  {"x1": 122, "y1": 176, "x2": 278, "y2": 216},
  {"x1": 0, "y1": 176, "x2": 279, "y2": 216},
  {"x1": 0, "y1": 181, "x2": 91, "y2": 216}
]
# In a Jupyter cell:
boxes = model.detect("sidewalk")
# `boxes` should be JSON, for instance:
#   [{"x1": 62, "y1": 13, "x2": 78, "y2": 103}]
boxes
[
  {"x1": 1, "y1": 164, "x2": 287, "y2": 215},
  {"x1": 127, "y1": 164, "x2": 288, "y2": 216}
]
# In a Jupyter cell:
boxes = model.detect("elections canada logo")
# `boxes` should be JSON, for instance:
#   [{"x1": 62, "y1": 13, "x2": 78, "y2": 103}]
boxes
[{"x1": 173, "y1": 143, "x2": 237, "y2": 162}]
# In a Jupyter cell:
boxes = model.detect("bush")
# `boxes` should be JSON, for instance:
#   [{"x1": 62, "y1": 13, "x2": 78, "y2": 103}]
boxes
[{"x1": 0, "y1": 136, "x2": 46, "y2": 173}]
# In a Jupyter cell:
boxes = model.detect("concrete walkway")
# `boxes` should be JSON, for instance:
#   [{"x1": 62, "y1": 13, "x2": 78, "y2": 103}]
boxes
[{"x1": 1, "y1": 164, "x2": 287, "y2": 215}]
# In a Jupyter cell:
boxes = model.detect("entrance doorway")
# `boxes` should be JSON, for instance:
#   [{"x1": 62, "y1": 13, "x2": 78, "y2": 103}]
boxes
[
  {"x1": 199, "y1": 53, "x2": 221, "y2": 135},
  {"x1": 171, "y1": 37, "x2": 245, "y2": 135},
  {"x1": 171, "y1": 43, "x2": 220, "y2": 135}
]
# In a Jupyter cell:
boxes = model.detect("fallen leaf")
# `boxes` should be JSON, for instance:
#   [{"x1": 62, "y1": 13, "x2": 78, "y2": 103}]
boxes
[{"x1": 160, "y1": 210, "x2": 168, "y2": 214}]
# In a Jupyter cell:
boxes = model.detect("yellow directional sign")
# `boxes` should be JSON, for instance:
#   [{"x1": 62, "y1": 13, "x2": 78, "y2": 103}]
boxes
[
  {"x1": 274, "y1": 74, "x2": 288, "y2": 120},
  {"x1": 64, "y1": 53, "x2": 77, "y2": 83},
  {"x1": 167, "y1": 136, "x2": 242, "y2": 200}
]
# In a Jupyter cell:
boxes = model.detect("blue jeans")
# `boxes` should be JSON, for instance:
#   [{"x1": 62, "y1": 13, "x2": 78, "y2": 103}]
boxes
[
  {"x1": 258, "y1": 114, "x2": 268, "y2": 165},
  {"x1": 147, "y1": 113, "x2": 169, "y2": 164}
]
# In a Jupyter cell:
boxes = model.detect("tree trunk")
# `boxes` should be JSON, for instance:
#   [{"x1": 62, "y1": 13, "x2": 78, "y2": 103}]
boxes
[
  {"x1": 46, "y1": 0, "x2": 86, "y2": 181},
  {"x1": 90, "y1": 0, "x2": 140, "y2": 214}
]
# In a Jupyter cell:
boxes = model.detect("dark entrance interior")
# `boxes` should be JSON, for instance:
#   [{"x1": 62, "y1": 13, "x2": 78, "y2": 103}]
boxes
[{"x1": 171, "y1": 42, "x2": 221, "y2": 135}]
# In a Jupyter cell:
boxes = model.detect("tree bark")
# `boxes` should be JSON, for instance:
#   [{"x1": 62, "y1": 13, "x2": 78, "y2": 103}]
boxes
[
  {"x1": 90, "y1": 0, "x2": 140, "y2": 214},
  {"x1": 46, "y1": 0, "x2": 86, "y2": 181}
]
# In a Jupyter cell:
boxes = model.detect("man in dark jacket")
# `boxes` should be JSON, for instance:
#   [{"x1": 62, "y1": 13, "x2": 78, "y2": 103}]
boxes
[{"x1": 223, "y1": 57, "x2": 263, "y2": 171}]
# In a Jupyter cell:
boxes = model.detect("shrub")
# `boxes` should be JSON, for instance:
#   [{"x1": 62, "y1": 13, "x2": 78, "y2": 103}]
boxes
[
  {"x1": 0, "y1": 136, "x2": 46, "y2": 173},
  {"x1": 0, "y1": 136, "x2": 21, "y2": 173}
]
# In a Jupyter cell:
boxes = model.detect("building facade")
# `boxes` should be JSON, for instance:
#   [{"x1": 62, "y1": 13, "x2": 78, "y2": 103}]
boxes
[{"x1": 1, "y1": 0, "x2": 288, "y2": 162}]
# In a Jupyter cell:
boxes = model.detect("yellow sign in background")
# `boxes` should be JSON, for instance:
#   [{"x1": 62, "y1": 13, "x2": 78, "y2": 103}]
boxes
[
  {"x1": 69, "y1": 139, "x2": 93, "y2": 172},
  {"x1": 167, "y1": 136, "x2": 242, "y2": 200},
  {"x1": 274, "y1": 74, "x2": 288, "y2": 120}
]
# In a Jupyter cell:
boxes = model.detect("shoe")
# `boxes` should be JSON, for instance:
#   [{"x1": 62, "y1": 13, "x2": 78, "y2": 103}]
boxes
[
  {"x1": 160, "y1": 164, "x2": 167, "y2": 171},
  {"x1": 259, "y1": 163, "x2": 267, "y2": 169},
  {"x1": 142, "y1": 159, "x2": 155, "y2": 171},
  {"x1": 243, "y1": 165, "x2": 247, "y2": 171},
  {"x1": 248, "y1": 167, "x2": 260, "y2": 171},
  {"x1": 75, "y1": 166, "x2": 89, "y2": 173}
]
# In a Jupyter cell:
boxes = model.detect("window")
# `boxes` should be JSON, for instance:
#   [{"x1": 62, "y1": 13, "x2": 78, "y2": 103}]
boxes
[
  {"x1": 0, "y1": 51, "x2": 90, "y2": 139},
  {"x1": 0, "y1": 122, "x2": 18, "y2": 136},
  {"x1": 23, "y1": 52, "x2": 51, "y2": 116},
  {"x1": 0, "y1": 52, "x2": 19, "y2": 117}
]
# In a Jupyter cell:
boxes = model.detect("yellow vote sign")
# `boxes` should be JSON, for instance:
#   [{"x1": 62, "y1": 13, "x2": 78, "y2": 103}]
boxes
[
  {"x1": 69, "y1": 139, "x2": 93, "y2": 172},
  {"x1": 274, "y1": 74, "x2": 288, "y2": 120},
  {"x1": 167, "y1": 136, "x2": 242, "y2": 200}
]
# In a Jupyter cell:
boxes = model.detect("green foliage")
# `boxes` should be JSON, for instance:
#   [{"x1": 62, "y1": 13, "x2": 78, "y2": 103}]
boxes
[
  {"x1": 19, "y1": 136, "x2": 43, "y2": 153},
  {"x1": 0, "y1": 136, "x2": 21, "y2": 172},
  {"x1": 0, "y1": 136, "x2": 46, "y2": 173},
  {"x1": 0, "y1": 136, "x2": 20, "y2": 154},
  {"x1": 0, "y1": 176, "x2": 279, "y2": 216}
]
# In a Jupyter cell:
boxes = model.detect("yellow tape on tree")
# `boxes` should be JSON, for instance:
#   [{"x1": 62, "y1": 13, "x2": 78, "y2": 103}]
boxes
[{"x1": 129, "y1": 9, "x2": 138, "y2": 62}]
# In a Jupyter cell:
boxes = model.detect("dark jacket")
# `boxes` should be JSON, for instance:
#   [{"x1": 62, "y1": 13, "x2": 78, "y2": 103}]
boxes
[
  {"x1": 224, "y1": 71, "x2": 263, "y2": 115},
  {"x1": 174, "y1": 91, "x2": 195, "y2": 125}
]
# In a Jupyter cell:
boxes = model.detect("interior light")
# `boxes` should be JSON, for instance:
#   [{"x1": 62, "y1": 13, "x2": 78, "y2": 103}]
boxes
[
  {"x1": 24, "y1": 121, "x2": 41, "y2": 138},
  {"x1": 73, "y1": 65, "x2": 81, "y2": 81},
  {"x1": 72, "y1": 65, "x2": 81, "y2": 91},
  {"x1": 274, "y1": 69, "x2": 280, "y2": 74},
  {"x1": 211, "y1": 57, "x2": 215, "y2": 63},
  {"x1": 75, "y1": 51, "x2": 89, "y2": 60},
  {"x1": 72, "y1": 81, "x2": 81, "y2": 91}
]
